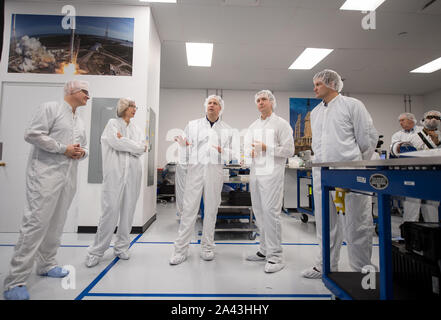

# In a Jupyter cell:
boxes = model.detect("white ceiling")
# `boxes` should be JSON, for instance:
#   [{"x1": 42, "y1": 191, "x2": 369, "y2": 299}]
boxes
[{"x1": 24, "y1": 0, "x2": 441, "y2": 95}]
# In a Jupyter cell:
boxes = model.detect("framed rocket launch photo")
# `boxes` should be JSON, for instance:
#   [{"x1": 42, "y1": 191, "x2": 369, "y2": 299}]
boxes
[{"x1": 7, "y1": 14, "x2": 134, "y2": 76}]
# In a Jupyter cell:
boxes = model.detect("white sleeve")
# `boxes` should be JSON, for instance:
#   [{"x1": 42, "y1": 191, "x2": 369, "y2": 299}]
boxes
[
  {"x1": 243, "y1": 127, "x2": 254, "y2": 165},
  {"x1": 130, "y1": 126, "x2": 147, "y2": 157},
  {"x1": 24, "y1": 103, "x2": 67, "y2": 154},
  {"x1": 79, "y1": 121, "x2": 89, "y2": 160},
  {"x1": 389, "y1": 132, "x2": 402, "y2": 156},
  {"x1": 101, "y1": 120, "x2": 146, "y2": 154},
  {"x1": 266, "y1": 121, "x2": 295, "y2": 159},
  {"x1": 352, "y1": 100, "x2": 379, "y2": 160}
]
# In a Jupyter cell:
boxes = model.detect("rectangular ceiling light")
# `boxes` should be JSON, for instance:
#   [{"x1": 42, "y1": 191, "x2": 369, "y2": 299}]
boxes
[
  {"x1": 340, "y1": 0, "x2": 386, "y2": 11},
  {"x1": 410, "y1": 57, "x2": 441, "y2": 73},
  {"x1": 186, "y1": 42, "x2": 213, "y2": 67},
  {"x1": 139, "y1": 0, "x2": 177, "y2": 3},
  {"x1": 289, "y1": 48, "x2": 334, "y2": 70}
]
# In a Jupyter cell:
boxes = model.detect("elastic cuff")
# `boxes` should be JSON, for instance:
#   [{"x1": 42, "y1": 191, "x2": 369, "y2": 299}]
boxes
[{"x1": 58, "y1": 144, "x2": 67, "y2": 154}]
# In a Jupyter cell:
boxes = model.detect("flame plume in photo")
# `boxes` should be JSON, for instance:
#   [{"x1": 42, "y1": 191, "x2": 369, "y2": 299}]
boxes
[{"x1": 58, "y1": 28, "x2": 80, "y2": 75}]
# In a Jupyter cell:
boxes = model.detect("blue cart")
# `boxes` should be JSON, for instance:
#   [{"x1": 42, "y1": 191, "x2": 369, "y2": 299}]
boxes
[{"x1": 315, "y1": 156, "x2": 441, "y2": 300}]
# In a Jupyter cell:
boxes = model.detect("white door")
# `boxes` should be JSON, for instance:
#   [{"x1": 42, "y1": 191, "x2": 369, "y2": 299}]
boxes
[{"x1": 0, "y1": 82, "x2": 79, "y2": 232}]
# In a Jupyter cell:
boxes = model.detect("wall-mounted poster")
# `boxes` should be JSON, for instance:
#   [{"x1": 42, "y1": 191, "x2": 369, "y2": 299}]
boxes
[
  {"x1": 289, "y1": 98, "x2": 322, "y2": 153},
  {"x1": 8, "y1": 14, "x2": 134, "y2": 76}
]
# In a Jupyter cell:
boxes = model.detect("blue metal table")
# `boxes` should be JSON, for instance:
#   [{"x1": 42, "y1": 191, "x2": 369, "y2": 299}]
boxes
[{"x1": 314, "y1": 156, "x2": 441, "y2": 300}]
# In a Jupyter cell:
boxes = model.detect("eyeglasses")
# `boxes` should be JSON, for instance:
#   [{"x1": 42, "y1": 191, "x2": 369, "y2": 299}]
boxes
[
  {"x1": 80, "y1": 89, "x2": 90, "y2": 97},
  {"x1": 426, "y1": 115, "x2": 440, "y2": 120},
  {"x1": 128, "y1": 105, "x2": 138, "y2": 110}
]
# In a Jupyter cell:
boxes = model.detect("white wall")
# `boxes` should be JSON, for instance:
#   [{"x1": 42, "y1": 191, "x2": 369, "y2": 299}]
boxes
[
  {"x1": 0, "y1": 1, "x2": 160, "y2": 232},
  {"x1": 423, "y1": 89, "x2": 441, "y2": 114},
  {"x1": 141, "y1": 10, "x2": 161, "y2": 227},
  {"x1": 158, "y1": 88, "x2": 426, "y2": 167}
]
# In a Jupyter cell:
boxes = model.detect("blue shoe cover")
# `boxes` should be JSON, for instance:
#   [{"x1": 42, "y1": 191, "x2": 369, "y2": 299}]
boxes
[
  {"x1": 42, "y1": 266, "x2": 69, "y2": 278},
  {"x1": 4, "y1": 286, "x2": 30, "y2": 300}
]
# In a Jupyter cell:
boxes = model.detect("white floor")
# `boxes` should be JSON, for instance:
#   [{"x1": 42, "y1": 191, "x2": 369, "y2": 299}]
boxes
[{"x1": 0, "y1": 201, "x2": 399, "y2": 301}]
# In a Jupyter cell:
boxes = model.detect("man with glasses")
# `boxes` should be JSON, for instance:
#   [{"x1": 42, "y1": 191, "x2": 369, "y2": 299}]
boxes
[
  {"x1": 408, "y1": 110, "x2": 441, "y2": 150},
  {"x1": 3, "y1": 80, "x2": 89, "y2": 300},
  {"x1": 390, "y1": 112, "x2": 423, "y2": 157},
  {"x1": 402, "y1": 110, "x2": 441, "y2": 222},
  {"x1": 85, "y1": 98, "x2": 147, "y2": 268}
]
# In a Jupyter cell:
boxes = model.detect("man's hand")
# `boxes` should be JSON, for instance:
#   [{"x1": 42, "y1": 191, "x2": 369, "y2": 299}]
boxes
[
  {"x1": 64, "y1": 144, "x2": 85, "y2": 159},
  {"x1": 396, "y1": 142, "x2": 404, "y2": 154},
  {"x1": 252, "y1": 141, "x2": 267, "y2": 152},
  {"x1": 117, "y1": 132, "x2": 122, "y2": 139},
  {"x1": 213, "y1": 145, "x2": 222, "y2": 153},
  {"x1": 427, "y1": 131, "x2": 440, "y2": 145},
  {"x1": 174, "y1": 135, "x2": 190, "y2": 147}
]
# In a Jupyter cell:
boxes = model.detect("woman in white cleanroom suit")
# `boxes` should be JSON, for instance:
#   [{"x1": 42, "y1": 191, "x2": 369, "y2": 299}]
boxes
[{"x1": 85, "y1": 98, "x2": 147, "y2": 267}]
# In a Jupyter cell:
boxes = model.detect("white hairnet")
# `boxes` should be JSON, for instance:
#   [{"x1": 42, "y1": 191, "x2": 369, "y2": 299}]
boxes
[
  {"x1": 64, "y1": 80, "x2": 89, "y2": 96},
  {"x1": 399, "y1": 112, "x2": 417, "y2": 125},
  {"x1": 117, "y1": 97, "x2": 136, "y2": 117},
  {"x1": 421, "y1": 110, "x2": 441, "y2": 130},
  {"x1": 313, "y1": 69, "x2": 344, "y2": 93},
  {"x1": 255, "y1": 89, "x2": 277, "y2": 110},
  {"x1": 204, "y1": 95, "x2": 224, "y2": 116},
  {"x1": 423, "y1": 110, "x2": 441, "y2": 119}
]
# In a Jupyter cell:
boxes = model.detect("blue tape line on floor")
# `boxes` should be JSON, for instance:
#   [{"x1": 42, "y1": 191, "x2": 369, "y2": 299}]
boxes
[
  {"x1": 75, "y1": 233, "x2": 143, "y2": 300},
  {"x1": 84, "y1": 292, "x2": 332, "y2": 298},
  {"x1": 0, "y1": 242, "x2": 379, "y2": 247}
]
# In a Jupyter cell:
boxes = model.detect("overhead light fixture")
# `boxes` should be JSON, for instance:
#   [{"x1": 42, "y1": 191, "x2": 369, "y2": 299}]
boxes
[
  {"x1": 186, "y1": 42, "x2": 213, "y2": 67},
  {"x1": 340, "y1": 0, "x2": 386, "y2": 11},
  {"x1": 410, "y1": 57, "x2": 441, "y2": 73},
  {"x1": 221, "y1": 0, "x2": 260, "y2": 6},
  {"x1": 139, "y1": 0, "x2": 177, "y2": 3},
  {"x1": 289, "y1": 48, "x2": 334, "y2": 70}
]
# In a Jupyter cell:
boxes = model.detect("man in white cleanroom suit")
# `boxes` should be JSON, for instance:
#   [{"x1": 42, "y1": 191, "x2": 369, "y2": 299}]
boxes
[
  {"x1": 402, "y1": 110, "x2": 441, "y2": 223},
  {"x1": 3, "y1": 80, "x2": 90, "y2": 300},
  {"x1": 389, "y1": 113, "x2": 422, "y2": 158},
  {"x1": 169, "y1": 95, "x2": 233, "y2": 265},
  {"x1": 389, "y1": 113, "x2": 422, "y2": 221},
  {"x1": 244, "y1": 90, "x2": 294, "y2": 273},
  {"x1": 85, "y1": 98, "x2": 147, "y2": 268},
  {"x1": 302, "y1": 70, "x2": 378, "y2": 279}
]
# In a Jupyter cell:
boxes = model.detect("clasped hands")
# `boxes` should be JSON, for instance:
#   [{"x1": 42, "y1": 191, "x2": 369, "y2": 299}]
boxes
[
  {"x1": 251, "y1": 141, "x2": 267, "y2": 158},
  {"x1": 64, "y1": 144, "x2": 85, "y2": 159}
]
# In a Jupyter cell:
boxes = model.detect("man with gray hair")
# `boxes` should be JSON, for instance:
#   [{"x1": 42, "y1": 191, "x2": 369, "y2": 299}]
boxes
[
  {"x1": 390, "y1": 112, "x2": 422, "y2": 157},
  {"x1": 402, "y1": 110, "x2": 441, "y2": 222},
  {"x1": 170, "y1": 95, "x2": 233, "y2": 265},
  {"x1": 389, "y1": 112, "x2": 422, "y2": 219},
  {"x1": 3, "y1": 80, "x2": 89, "y2": 300},
  {"x1": 244, "y1": 90, "x2": 294, "y2": 273}
]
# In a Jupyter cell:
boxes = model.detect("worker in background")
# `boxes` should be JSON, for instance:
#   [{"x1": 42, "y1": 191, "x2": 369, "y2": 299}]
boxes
[
  {"x1": 244, "y1": 90, "x2": 294, "y2": 273},
  {"x1": 389, "y1": 113, "x2": 422, "y2": 218},
  {"x1": 3, "y1": 80, "x2": 89, "y2": 300},
  {"x1": 169, "y1": 95, "x2": 233, "y2": 265},
  {"x1": 401, "y1": 110, "x2": 441, "y2": 222},
  {"x1": 302, "y1": 70, "x2": 379, "y2": 279},
  {"x1": 85, "y1": 98, "x2": 147, "y2": 268},
  {"x1": 390, "y1": 112, "x2": 423, "y2": 157}
]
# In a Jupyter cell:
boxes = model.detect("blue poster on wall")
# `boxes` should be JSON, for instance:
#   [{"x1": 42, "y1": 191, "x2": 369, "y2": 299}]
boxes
[{"x1": 289, "y1": 98, "x2": 322, "y2": 153}]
